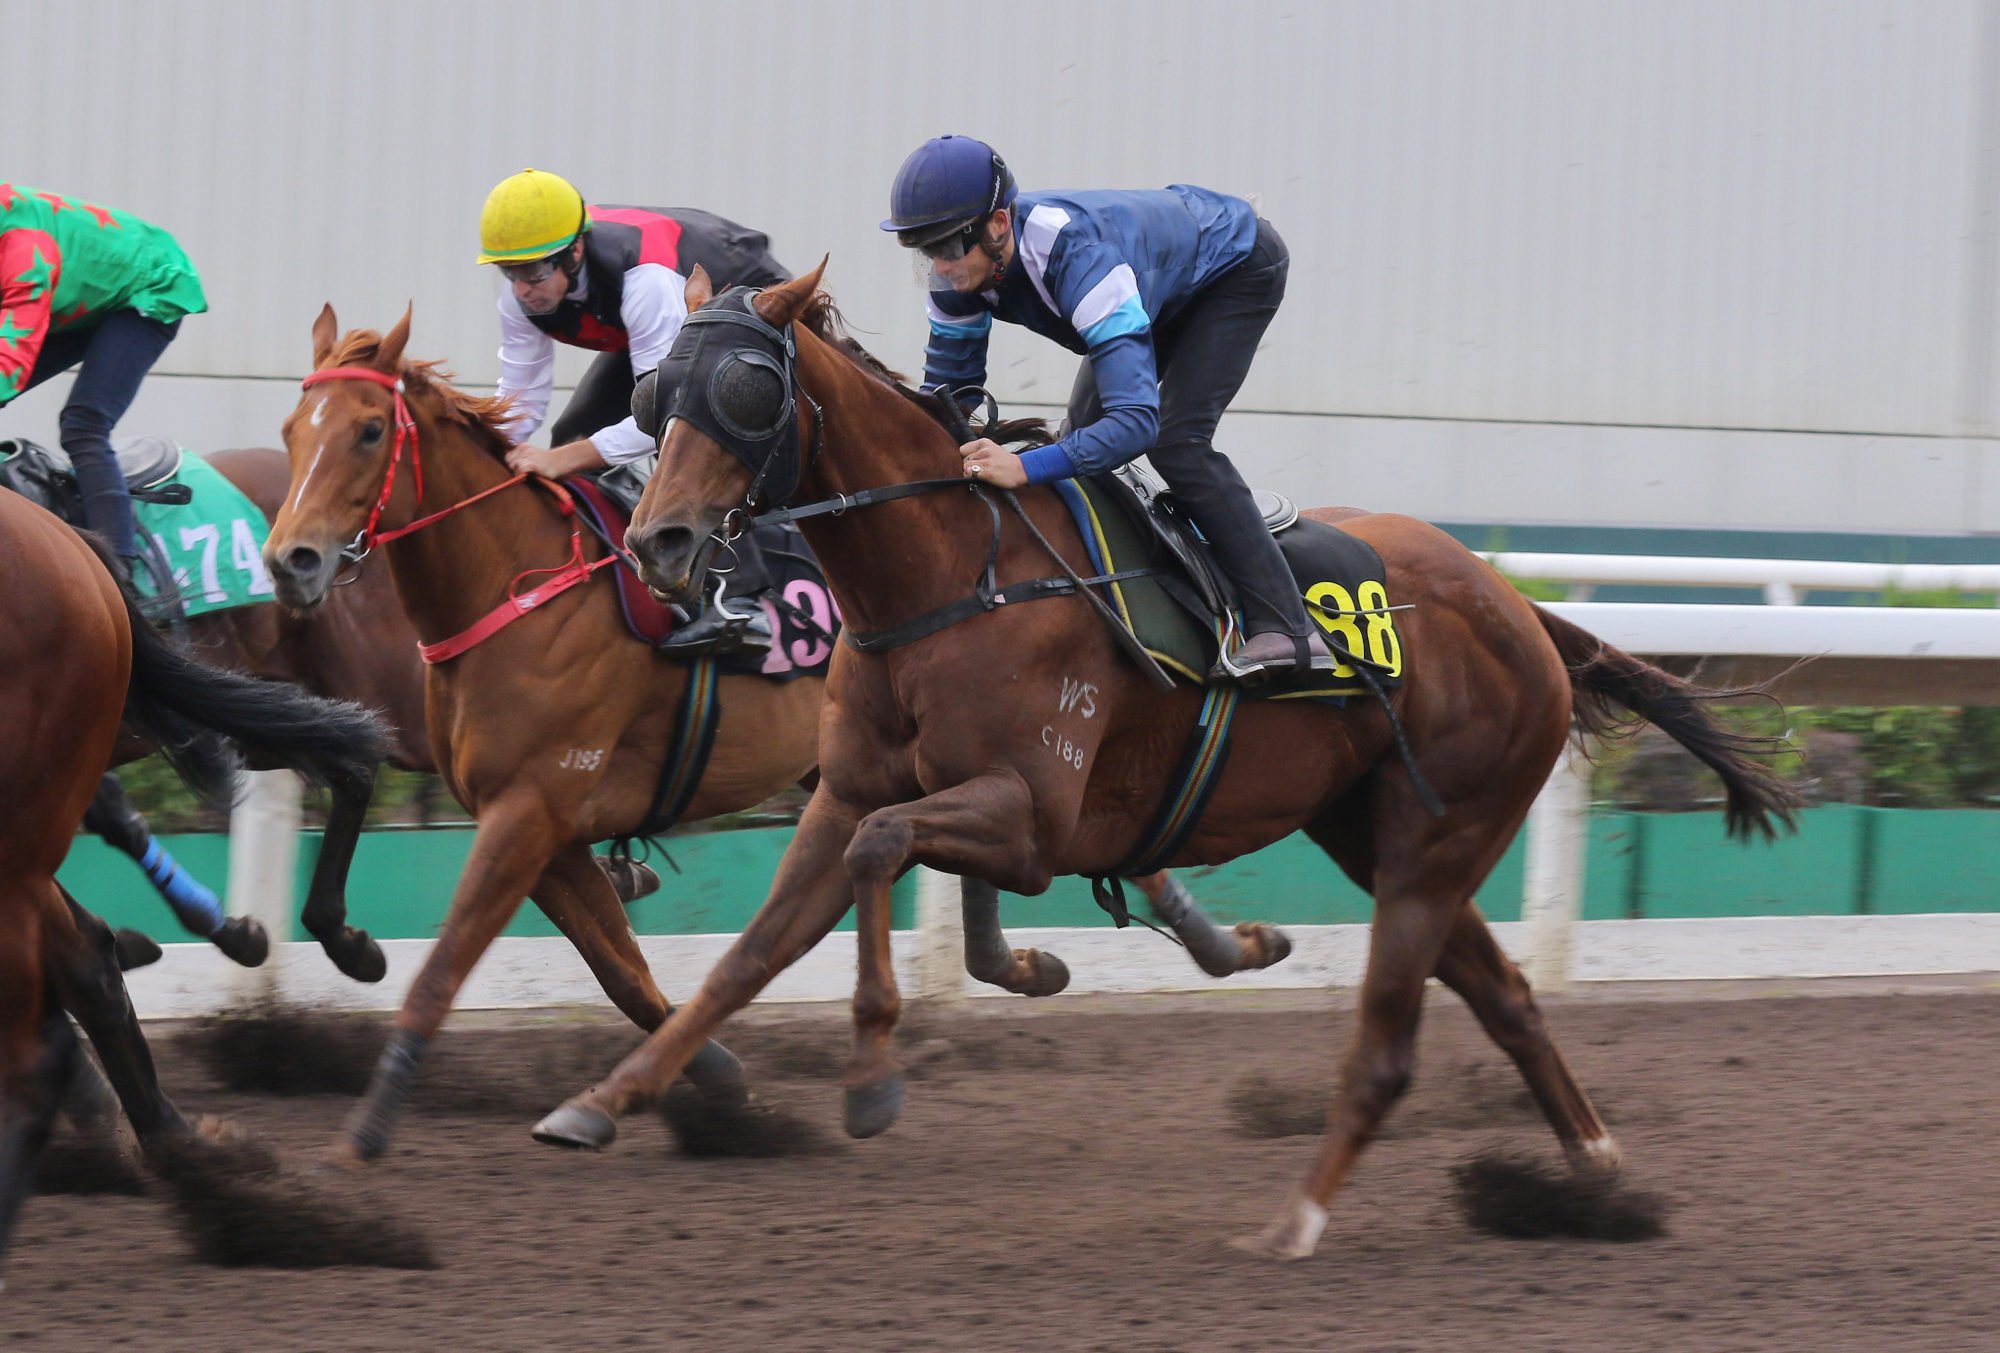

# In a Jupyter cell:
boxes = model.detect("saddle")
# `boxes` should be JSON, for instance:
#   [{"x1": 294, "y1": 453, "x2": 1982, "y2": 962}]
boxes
[
  {"x1": 1052, "y1": 463, "x2": 1405, "y2": 700},
  {"x1": 0, "y1": 435, "x2": 192, "y2": 523},
  {"x1": 565, "y1": 473, "x2": 838, "y2": 682}
]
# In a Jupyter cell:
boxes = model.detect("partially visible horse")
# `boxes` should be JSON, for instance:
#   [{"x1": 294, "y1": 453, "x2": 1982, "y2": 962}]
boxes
[
  {"x1": 0, "y1": 488, "x2": 387, "y2": 1280},
  {"x1": 532, "y1": 264, "x2": 1799, "y2": 1260},
  {"x1": 2, "y1": 441, "x2": 433, "y2": 979}
]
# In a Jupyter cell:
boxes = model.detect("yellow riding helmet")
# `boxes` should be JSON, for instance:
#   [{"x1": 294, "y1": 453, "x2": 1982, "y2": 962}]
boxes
[{"x1": 476, "y1": 169, "x2": 590, "y2": 265}]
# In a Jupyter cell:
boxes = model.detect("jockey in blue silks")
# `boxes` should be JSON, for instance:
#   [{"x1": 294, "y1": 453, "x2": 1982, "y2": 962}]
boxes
[{"x1": 882, "y1": 135, "x2": 1333, "y2": 682}]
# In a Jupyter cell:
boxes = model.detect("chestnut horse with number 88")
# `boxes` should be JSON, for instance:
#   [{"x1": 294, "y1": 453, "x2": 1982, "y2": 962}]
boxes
[{"x1": 535, "y1": 261, "x2": 1800, "y2": 1260}]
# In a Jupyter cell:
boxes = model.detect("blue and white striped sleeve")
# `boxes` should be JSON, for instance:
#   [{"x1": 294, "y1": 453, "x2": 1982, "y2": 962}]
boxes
[
  {"x1": 1017, "y1": 244, "x2": 1161, "y2": 485},
  {"x1": 920, "y1": 291, "x2": 993, "y2": 397}
]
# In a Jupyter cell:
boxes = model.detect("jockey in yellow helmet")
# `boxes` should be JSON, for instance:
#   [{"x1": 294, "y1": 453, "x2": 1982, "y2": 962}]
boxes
[{"x1": 478, "y1": 169, "x2": 791, "y2": 655}]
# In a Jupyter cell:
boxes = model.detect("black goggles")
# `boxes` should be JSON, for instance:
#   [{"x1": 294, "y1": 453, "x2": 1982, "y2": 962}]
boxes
[{"x1": 898, "y1": 217, "x2": 986, "y2": 261}]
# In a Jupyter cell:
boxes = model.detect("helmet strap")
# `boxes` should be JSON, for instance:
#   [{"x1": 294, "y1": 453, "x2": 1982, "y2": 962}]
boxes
[{"x1": 981, "y1": 212, "x2": 1010, "y2": 284}]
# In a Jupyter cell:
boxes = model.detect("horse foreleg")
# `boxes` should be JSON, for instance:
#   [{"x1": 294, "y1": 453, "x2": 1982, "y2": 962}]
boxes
[
  {"x1": 340, "y1": 799, "x2": 563, "y2": 1163},
  {"x1": 959, "y1": 877, "x2": 1070, "y2": 997},
  {"x1": 1433, "y1": 902, "x2": 1619, "y2": 1171},
  {"x1": 528, "y1": 846, "x2": 746, "y2": 1100},
  {"x1": 532, "y1": 788, "x2": 863, "y2": 1150},
  {"x1": 1133, "y1": 871, "x2": 1293, "y2": 978},
  {"x1": 300, "y1": 763, "x2": 388, "y2": 982},
  {"x1": 83, "y1": 774, "x2": 268, "y2": 966},
  {"x1": 839, "y1": 774, "x2": 1046, "y2": 1139}
]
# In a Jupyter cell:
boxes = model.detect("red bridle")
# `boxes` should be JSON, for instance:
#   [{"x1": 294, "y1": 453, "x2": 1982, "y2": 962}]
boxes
[
  {"x1": 299, "y1": 365, "x2": 427, "y2": 556},
  {"x1": 295, "y1": 363, "x2": 622, "y2": 664}
]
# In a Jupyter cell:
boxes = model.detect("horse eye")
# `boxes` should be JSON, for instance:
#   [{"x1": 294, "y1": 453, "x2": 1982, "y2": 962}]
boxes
[{"x1": 359, "y1": 419, "x2": 385, "y2": 445}]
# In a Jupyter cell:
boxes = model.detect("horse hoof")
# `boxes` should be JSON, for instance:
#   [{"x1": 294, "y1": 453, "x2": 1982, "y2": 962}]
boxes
[
  {"x1": 600, "y1": 857, "x2": 662, "y2": 905},
  {"x1": 1233, "y1": 922, "x2": 1293, "y2": 970},
  {"x1": 212, "y1": 916, "x2": 270, "y2": 968},
  {"x1": 1016, "y1": 948, "x2": 1071, "y2": 997},
  {"x1": 1230, "y1": 1197, "x2": 1328, "y2": 1261},
  {"x1": 326, "y1": 927, "x2": 388, "y2": 984},
  {"x1": 1567, "y1": 1133, "x2": 1624, "y2": 1173},
  {"x1": 532, "y1": 1101, "x2": 617, "y2": 1151},
  {"x1": 112, "y1": 928, "x2": 163, "y2": 971},
  {"x1": 683, "y1": 1040, "x2": 748, "y2": 1102},
  {"x1": 843, "y1": 1073, "x2": 906, "y2": 1140}
]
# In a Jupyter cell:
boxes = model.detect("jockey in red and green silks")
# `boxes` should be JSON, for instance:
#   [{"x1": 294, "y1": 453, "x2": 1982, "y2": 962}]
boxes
[{"x1": 0, "y1": 184, "x2": 207, "y2": 564}]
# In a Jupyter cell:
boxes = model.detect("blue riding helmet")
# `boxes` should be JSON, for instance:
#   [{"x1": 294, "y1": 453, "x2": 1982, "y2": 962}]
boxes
[{"x1": 881, "y1": 135, "x2": 1017, "y2": 248}]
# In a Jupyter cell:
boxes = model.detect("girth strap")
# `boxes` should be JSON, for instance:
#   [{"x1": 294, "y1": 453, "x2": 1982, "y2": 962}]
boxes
[
  {"x1": 611, "y1": 655, "x2": 723, "y2": 862},
  {"x1": 1090, "y1": 683, "x2": 1243, "y2": 924}
]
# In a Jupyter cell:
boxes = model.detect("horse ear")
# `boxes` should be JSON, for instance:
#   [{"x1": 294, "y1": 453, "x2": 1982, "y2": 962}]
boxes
[
  {"x1": 685, "y1": 264, "x2": 713, "y2": 312},
  {"x1": 752, "y1": 256, "x2": 828, "y2": 329},
  {"x1": 311, "y1": 303, "x2": 339, "y2": 368},
  {"x1": 376, "y1": 303, "x2": 413, "y2": 372}
]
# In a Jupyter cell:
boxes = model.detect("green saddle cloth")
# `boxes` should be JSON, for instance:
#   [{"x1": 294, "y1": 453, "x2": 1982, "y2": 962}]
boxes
[
  {"x1": 1052, "y1": 475, "x2": 1404, "y2": 701},
  {"x1": 133, "y1": 452, "x2": 274, "y2": 620}
]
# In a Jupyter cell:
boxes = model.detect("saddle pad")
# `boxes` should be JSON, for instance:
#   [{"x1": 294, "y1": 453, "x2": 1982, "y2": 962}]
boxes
[
  {"x1": 132, "y1": 452, "x2": 275, "y2": 620},
  {"x1": 1052, "y1": 475, "x2": 1404, "y2": 699},
  {"x1": 564, "y1": 475, "x2": 839, "y2": 682}
]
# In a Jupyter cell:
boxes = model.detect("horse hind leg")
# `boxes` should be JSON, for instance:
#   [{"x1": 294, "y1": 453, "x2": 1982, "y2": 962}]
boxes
[
  {"x1": 528, "y1": 844, "x2": 745, "y2": 1100},
  {"x1": 0, "y1": 1005, "x2": 79, "y2": 1286},
  {"x1": 1433, "y1": 902, "x2": 1619, "y2": 1171},
  {"x1": 960, "y1": 877, "x2": 1070, "y2": 997},
  {"x1": 49, "y1": 889, "x2": 187, "y2": 1149},
  {"x1": 1134, "y1": 871, "x2": 1291, "y2": 977}
]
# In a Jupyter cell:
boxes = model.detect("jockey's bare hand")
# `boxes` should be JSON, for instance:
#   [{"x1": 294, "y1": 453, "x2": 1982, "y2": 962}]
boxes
[
  {"x1": 959, "y1": 438, "x2": 1027, "y2": 489},
  {"x1": 506, "y1": 439, "x2": 607, "y2": 479}
]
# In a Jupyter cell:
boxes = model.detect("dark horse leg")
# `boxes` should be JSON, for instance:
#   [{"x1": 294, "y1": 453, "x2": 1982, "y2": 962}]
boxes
[
  {"x1": 1432, "y1": 902, "x2": 1618, "y2": 1170},
  {"x1": 83, "y1": 773, "x2": 268, "y2": 967},
  {"x1": 299, "y1": 764, "x2": 389, "y2": 982},
  {"x1": 51, "y1": 890, "x2": 187, "y2": 1150},
  {"x1": 0, "y1": 1005, "x2": 78, "y2": 1287},
  {"x1": 0, "y1": 881, "x2": 80, "y2": 1286}
]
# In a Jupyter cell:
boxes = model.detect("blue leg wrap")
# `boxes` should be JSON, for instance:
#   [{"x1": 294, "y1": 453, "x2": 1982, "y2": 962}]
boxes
[{"x1": 140, "y1": 839, "x2": 224, "y2": 937}]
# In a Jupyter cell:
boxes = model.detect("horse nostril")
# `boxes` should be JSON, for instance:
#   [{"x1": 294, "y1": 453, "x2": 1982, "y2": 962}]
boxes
[
  {"x1": 283, "y1": 545, "x2": 324, "y2": 578},
  {"x1": 631, "y1": 524, "x2": 695, "y2": 569}
]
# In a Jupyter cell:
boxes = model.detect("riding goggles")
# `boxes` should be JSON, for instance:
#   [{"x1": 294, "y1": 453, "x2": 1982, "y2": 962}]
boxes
[
  {"x1": 498, "y1": 254, "x2": 565, "y2": 285},
  {"x1": 898, "y1": 218, "x2": 984, "y2": 262}
]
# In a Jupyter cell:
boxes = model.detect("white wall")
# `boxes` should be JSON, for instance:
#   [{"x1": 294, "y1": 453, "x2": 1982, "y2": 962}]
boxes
[{"x1": 6, "y1": 0, "x2": 1999, "y2": 530}]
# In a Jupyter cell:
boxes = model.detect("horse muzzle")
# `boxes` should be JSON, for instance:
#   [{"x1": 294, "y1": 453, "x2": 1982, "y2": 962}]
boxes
[
  {"x1": 264, "y1": 540, "x2": 341, "y2": 610},
  {"x1": 625, "y1": 519, "x2": 715, "y2": 606}
]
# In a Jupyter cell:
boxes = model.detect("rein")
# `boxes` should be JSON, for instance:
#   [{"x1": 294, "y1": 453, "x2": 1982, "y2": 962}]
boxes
[{"x1": 299, "y1": 365, "x2": 623, "y2": 664}]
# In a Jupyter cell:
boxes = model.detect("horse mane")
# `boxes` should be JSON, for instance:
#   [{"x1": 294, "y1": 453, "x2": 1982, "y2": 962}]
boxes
[
  {"x1": 794, "y1": 292, "x2": 1054, "y2": 449},
  {"x1": 326, "y1": 329, "x2": 517, "y2": 454}
]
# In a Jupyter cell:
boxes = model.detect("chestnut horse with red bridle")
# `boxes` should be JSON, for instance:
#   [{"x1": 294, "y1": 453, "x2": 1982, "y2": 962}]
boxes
[
  {"x1": 0, "y1": 489, "x2": 386, "y2": 1281},
  {"x1": 530, "y1": 263, "x2": 1798, "y2": 1260}
]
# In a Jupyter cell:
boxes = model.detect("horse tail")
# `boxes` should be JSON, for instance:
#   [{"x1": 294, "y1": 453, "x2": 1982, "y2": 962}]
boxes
[
  {"x1": 85, "y1": 534, "x2": 390, "y2": 802},
  {"x1": 1533, "y1": 605, "x2": 1802, "y2": 841}
]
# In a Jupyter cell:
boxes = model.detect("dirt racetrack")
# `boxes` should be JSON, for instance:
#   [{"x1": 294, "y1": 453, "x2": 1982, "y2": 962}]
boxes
[{"x1": 6, "y1": 982, "x2": 1996, "y2": 1352}]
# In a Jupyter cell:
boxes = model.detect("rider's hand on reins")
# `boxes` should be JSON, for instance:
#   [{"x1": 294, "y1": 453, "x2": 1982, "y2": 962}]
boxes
[
  {"x1": 506, "y1": 439, "x2": 607, "y2": 480},
  {"x1": 959, "y1": 438, "x2": 1027, "y2": 489}
]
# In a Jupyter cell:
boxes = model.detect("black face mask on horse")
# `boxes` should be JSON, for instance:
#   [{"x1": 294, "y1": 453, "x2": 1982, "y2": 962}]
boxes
[{"x1": 631, "y1": 287, "x2": 804, "y2": 514}]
